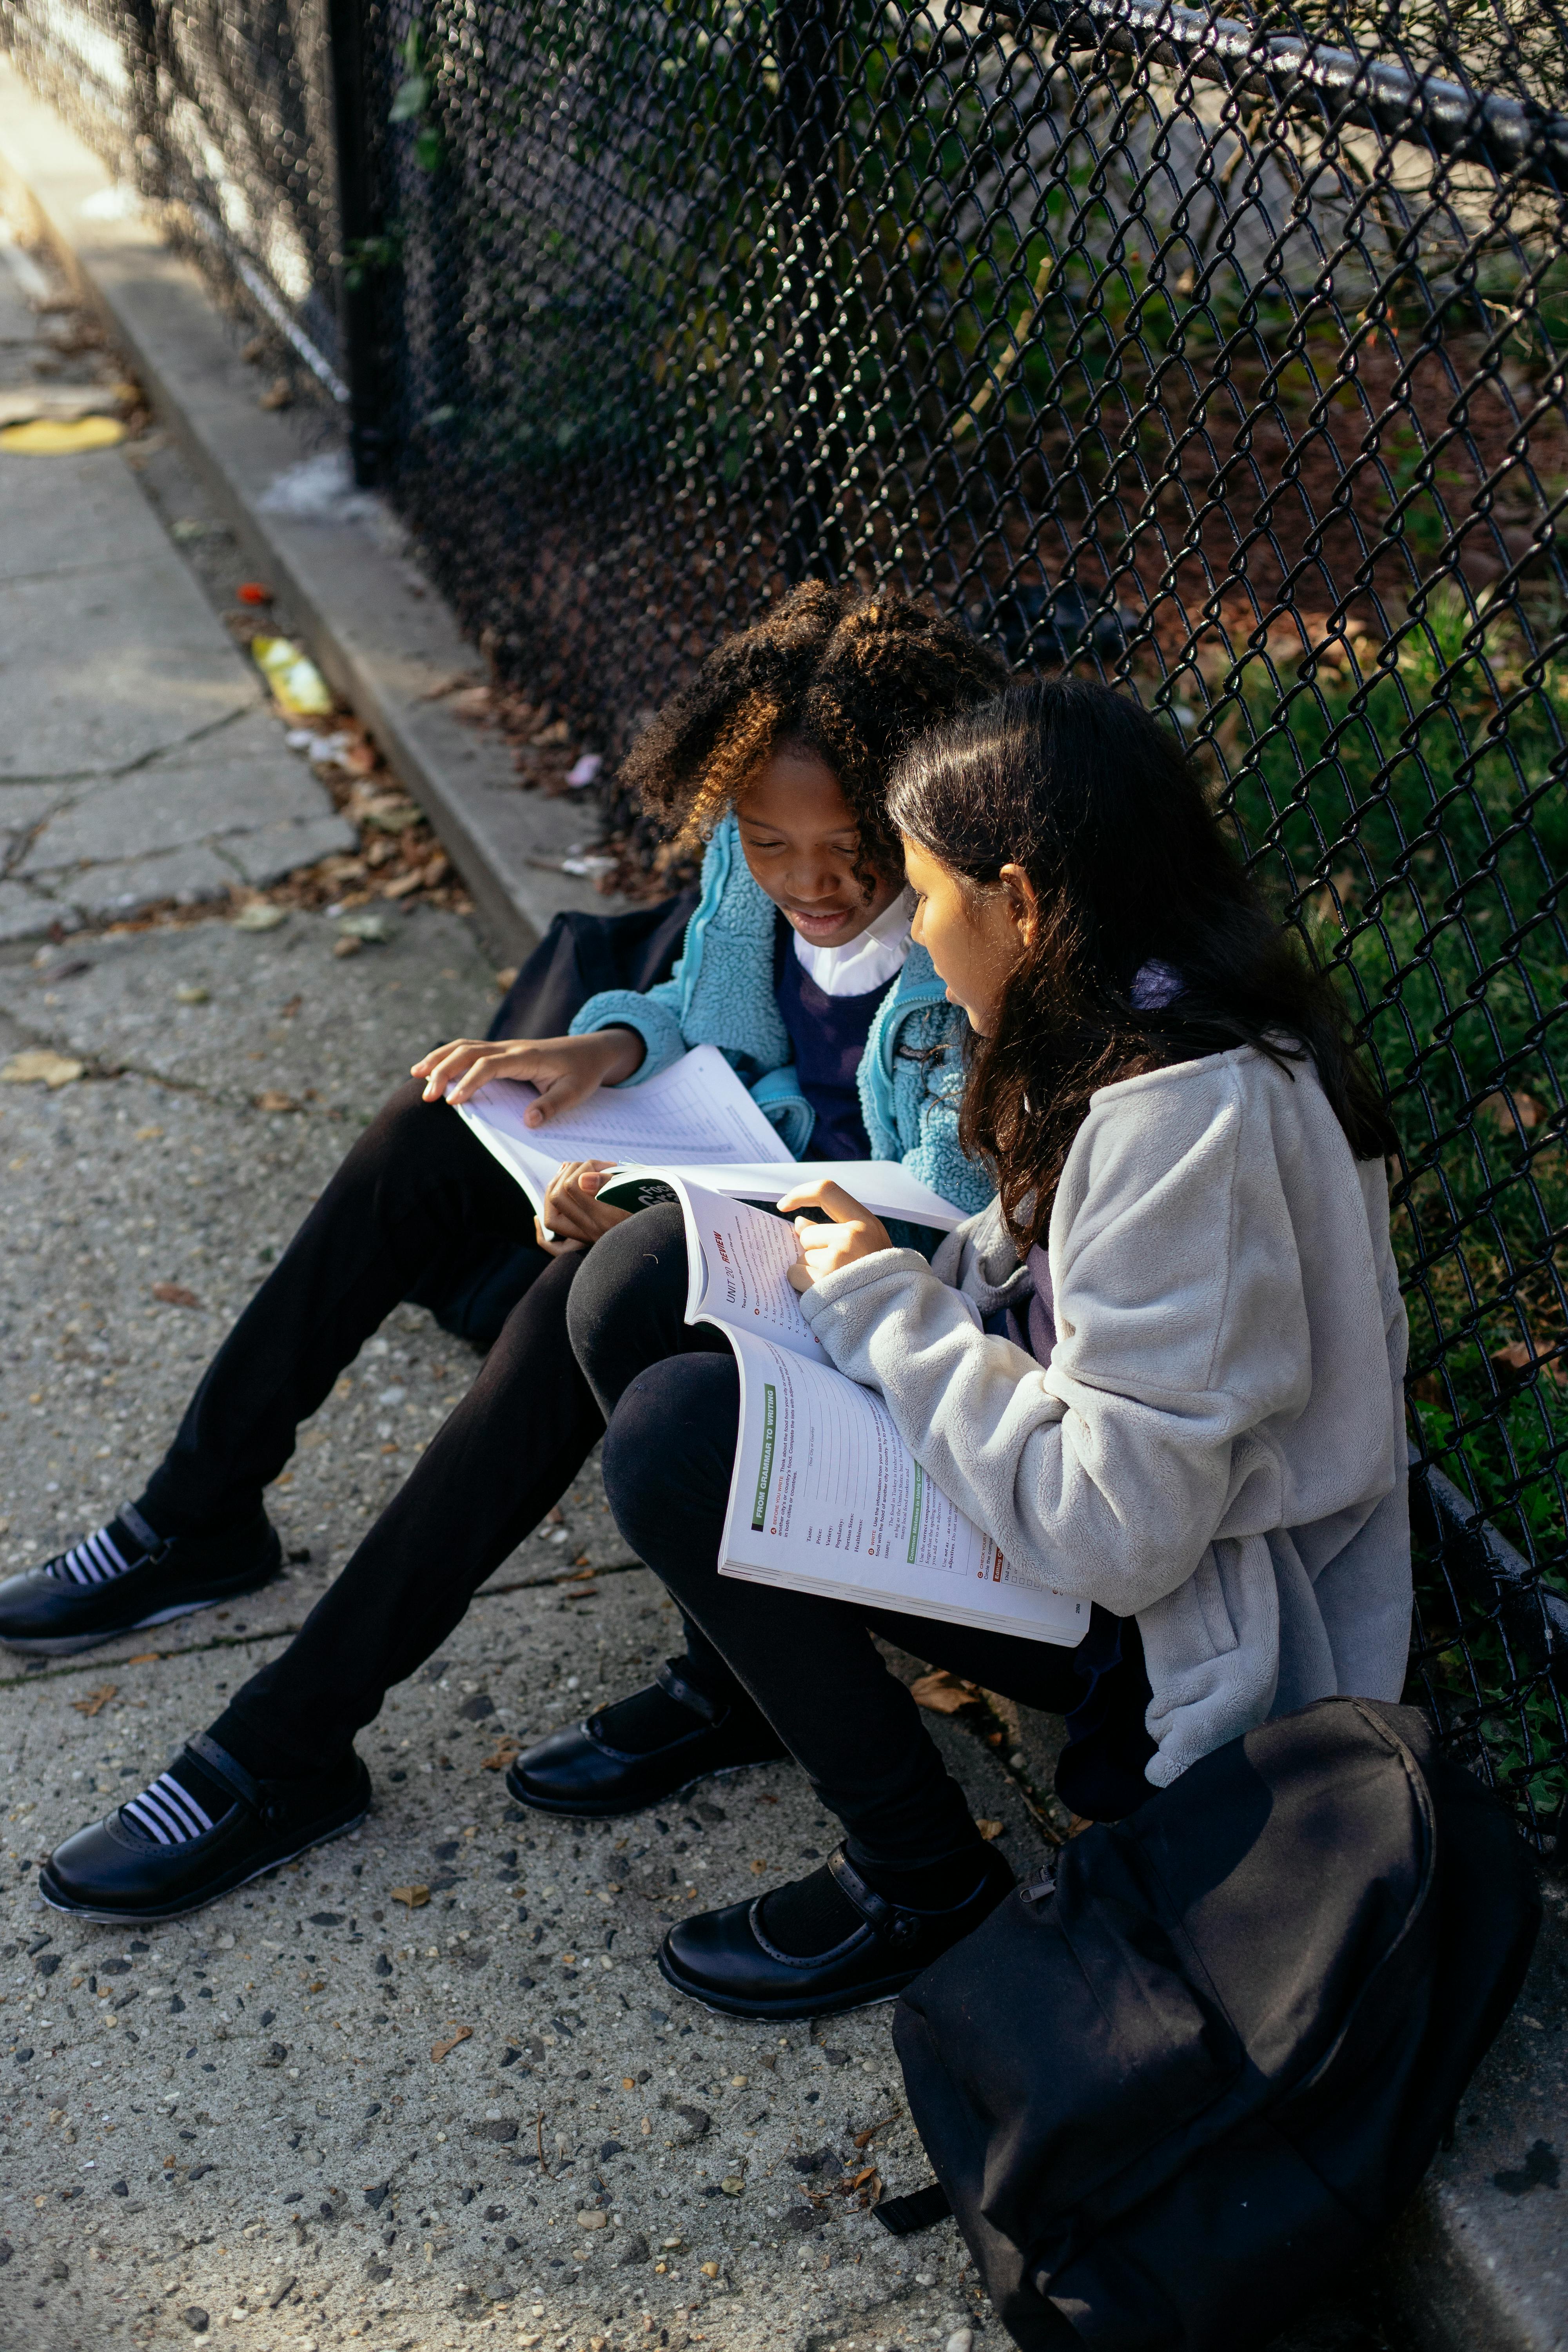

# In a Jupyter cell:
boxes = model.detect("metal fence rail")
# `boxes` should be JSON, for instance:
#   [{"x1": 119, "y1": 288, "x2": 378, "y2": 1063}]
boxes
[{"x1": 4, "y1": 0, "x2": 1565, "y2": 1845}]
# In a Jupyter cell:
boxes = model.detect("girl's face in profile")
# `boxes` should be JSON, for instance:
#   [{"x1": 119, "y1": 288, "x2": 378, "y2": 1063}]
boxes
[
  {"x1": 736, "y1": 745, "x2": 907, "y2": 951},
  {"x1": 903, "y1": 835, "x2": 1034, "y2": 1038}
]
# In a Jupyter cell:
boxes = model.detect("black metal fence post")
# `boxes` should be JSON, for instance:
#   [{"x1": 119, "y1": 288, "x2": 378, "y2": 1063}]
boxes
[
  {"x1": 122, "y1": 0, "x2": 164, "y2": 198},
  {"x1": 326, "y1": 0, "x2": 384, "y2": 486},
  {"x1": 775, "y1": 0, "x2": 846, "y2": 580}
]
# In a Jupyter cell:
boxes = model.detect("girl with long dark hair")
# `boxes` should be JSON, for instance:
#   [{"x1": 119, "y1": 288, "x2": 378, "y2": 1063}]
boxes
[{"x1": 554, "y1": 676, "x2": 1412, "y2": 2018}]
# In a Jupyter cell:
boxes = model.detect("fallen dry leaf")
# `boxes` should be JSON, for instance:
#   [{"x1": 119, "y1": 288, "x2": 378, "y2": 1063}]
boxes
[
  {"x1": 255, "y1": 1090, "x2": 299, "y2": 1114},
  {"x1": 70, "y1": 1684, "x2": 116, "y2": 1717},
  {"x1": 1, "y1": 1050, "x2": 85, "y2": 1089},
  {"x1": 390, "y1": 1884, "x2": 430, "y2": 1909},
  {"x1": 852, "y1": 2110, "x2": 901, "y2": 2150},
  {"x1": 480, "y1": 1736, "x2": 524, "y2": 1772},
  {"x1": 431, "y1": 2025, "x2": 472, "y2": 2063},
  {"x1": 124, "y1": 1651, "x2": 161, "y2": 1664},
  {"x1": 151, "y1": 1282, "x2": 201, "y2": 1309},
  {"x1": 909, "y1": 1669, "x2": 979, "y2": 1714},
  {"x1": 976, "y1": 1818, "x2": 1005, "y2": 1841},
  {"x1": 381, "y1": 869, "x2": 424, "y2": 900}
]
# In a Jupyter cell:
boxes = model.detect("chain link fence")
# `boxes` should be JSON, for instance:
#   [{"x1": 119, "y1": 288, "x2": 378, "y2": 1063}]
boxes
[
  {"x1": 3, "y1": 0, "x2": 349, "y2": 394},
  {"x1": 4, "y1": 0, "x2": 1566, "y2": 1845}
]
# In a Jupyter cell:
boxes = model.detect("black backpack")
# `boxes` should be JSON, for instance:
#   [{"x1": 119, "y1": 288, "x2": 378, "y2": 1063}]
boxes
[{"x1": 887, "y1": 1698, "x2": 1540, "y2": 2351}]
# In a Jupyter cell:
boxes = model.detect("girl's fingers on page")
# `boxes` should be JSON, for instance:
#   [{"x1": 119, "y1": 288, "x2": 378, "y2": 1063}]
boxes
[
  {"x1": 521, "y1": 1075, "x2": 570, "y2": 1127},
  {"x1": 417, "y1": 1040, "x2": 485, "y2": 1101},
  {"x1": 445, "y1": 1049, "x2": 513, "y2": 1106},
  {"x1": 786, "y1": 1260, "x2": 816, "y2": 1292},
  {"x1": 779, "y1": 1177, "x2": 872, "y2": 1222}
]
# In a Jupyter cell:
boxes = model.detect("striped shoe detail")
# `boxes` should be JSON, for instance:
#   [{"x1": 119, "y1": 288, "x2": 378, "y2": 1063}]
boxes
[
  {"x1": 122, "y1": 1771, "x2": 217, "y2": 1847},
  {"x1": 48, "y1": 1524, "x2": 138, "y2": 1588}
]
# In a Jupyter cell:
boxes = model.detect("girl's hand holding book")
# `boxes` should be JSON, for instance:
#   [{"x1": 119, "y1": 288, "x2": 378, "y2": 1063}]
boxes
[
  {"x1": 780, "y1": 1178, "x2": 893, "y2": 1290},
  {"x1": 535, "y1": 1160, "x2": 632, "y2": 1256},
  {"x1": 410, "y1": 1025, "x2": 645, "y2": 1116}
]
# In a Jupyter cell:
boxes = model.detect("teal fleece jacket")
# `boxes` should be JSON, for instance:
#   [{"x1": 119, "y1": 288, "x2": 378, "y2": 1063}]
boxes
[{"x1": 568, "y1": 814, "x2": 991, "y2": 1218}]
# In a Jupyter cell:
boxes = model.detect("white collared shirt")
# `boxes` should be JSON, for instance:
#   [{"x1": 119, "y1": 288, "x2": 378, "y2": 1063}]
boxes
[{"x1": 792, "y1": 889, "x2": 914, "y2": 999}]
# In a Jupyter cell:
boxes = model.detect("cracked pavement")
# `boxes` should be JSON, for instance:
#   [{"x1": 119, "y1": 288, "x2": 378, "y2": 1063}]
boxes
[{"x1": 0, "y1": 210, "x2": 355, "y2": 942}]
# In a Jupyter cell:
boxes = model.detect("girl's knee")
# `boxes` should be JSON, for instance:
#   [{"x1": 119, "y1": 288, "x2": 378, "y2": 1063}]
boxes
[
  {"x1": 566, "y1": 1200, "x2": 688, "y2": 1381},
  {"x1": 601, "y1": 1352, "x2": 738, "y2": 1556}
]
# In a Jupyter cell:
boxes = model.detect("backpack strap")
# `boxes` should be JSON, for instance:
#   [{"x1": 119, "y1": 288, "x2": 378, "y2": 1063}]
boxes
[{"x1": 873, "y1": 2182, "x2": 951, "y2": 2237}]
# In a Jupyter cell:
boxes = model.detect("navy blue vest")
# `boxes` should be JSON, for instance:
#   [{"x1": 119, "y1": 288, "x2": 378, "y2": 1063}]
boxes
[{"x1": 771, "y1": 913, "x2": 886, "y2": 1161}]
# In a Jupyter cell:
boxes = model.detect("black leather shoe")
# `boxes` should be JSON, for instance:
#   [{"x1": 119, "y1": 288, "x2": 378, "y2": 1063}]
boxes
[
  {"x1": 506, "y1": 1658, "x2": 787, "y2": 1820},
  {"x1": 38, "y1": 1733, "x2": 371, "y2": 1924},
  {"x1": 658, "y1": 1842, "x2": 1014, "y2": 2019},
  {"x1": 0, "y1": 1507, "x2": 281, "y2": 1655}
]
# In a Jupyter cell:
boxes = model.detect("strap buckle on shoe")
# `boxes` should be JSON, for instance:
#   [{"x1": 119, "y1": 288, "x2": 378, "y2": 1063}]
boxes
[
  {"x1": 655, "y1": 1659, "x2": 723, "y2": 1728},
  {"x1": 827, "y1": 1845, "x2": 924, "y2": 1948},
  {"x1": 120, "y1": 1501, "x2": 172, "y2": 1566},
  {"x1": 185, "y1": 1730, "x2": 274, "y2": 1821}
]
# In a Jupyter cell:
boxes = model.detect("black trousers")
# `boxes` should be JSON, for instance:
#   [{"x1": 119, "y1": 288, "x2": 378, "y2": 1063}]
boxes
[
  {"x1": 138, "y1": 1082, "x2": 726, "y2": 1776},
  {"x1": 570, "y1": 1209, "x2": 1154, "y2": 1873}
]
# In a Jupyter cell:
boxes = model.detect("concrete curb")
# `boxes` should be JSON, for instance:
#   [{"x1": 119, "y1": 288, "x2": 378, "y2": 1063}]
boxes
[
  {"x1": 0, "y1": 57, "x2": 628, "y2": 963},
  {"x1": 1380, "y1": 1885, "x2": 1567, "y2": 2351}
]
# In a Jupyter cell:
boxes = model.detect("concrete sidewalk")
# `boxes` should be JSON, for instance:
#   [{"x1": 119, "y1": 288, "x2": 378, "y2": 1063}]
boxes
[
  {"x1": 0, "y1": 221, "x2": 355, "y2": 942},
  {"x1": 0, "y1": 58, "x2": 638, "y2": 967}
]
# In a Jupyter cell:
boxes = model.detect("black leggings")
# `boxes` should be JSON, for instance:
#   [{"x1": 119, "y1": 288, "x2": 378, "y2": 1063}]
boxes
[
  {"x1": 569, "y1": 1209, "x2": 1154, "y2": 1873},
  {"x1": 138, "y1": 1082, "x2": 728, "y2": 1777}
]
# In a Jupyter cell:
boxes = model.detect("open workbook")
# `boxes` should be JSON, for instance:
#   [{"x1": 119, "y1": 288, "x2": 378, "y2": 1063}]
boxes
[
  {"x1": 454, "y1": 1042, "x2": 969, "y2": 1230},
  {"x1": 665, "y1": 1175, "x2": 1086, "y2": 1647}
]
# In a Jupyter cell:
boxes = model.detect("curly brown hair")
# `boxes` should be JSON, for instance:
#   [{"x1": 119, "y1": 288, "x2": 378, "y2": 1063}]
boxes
[{"x1": 621, "y1": 583, "x2": 1007, "y2": 887}]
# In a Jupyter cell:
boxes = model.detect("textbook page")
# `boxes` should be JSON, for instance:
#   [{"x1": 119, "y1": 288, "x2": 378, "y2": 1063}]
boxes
[
  {"x1": 669, "y1": 1179, "x2": 822, "y2": 1361},
  {"x1": 455, "y1": 1042, "x2": 794, "y2": 1215},
  {"x1": 598, "y1": 1158, "x2": 967, "y2": 1231},
  {"x1": 718, "y1": 1326, "x2": 1087, "y2": 1646}
]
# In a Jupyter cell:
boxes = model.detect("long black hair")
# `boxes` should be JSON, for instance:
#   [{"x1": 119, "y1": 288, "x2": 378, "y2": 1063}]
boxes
[{"x1": 887, "y1": 677, "x2": 1397, "y2": 1250}]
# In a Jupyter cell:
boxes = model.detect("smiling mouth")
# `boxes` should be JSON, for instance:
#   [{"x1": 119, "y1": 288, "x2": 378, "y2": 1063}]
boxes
[{"x1": 785, "y1": 905, "x2": 855, "y2": 936}]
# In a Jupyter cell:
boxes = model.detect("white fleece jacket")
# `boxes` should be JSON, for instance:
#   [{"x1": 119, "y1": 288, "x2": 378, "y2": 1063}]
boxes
[{"x1": 796, "y1": 1044, "x2": 1412, "y2": 1789}]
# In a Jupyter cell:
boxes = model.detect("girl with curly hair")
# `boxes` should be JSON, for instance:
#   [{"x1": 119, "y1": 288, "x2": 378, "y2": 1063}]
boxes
[
  {"x1": 570, "y1": 677, "x2": 1410, "y2": 2018},
  {"x1": 30, "y1": 584, "x2": 1005, "y2": 1925}
]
